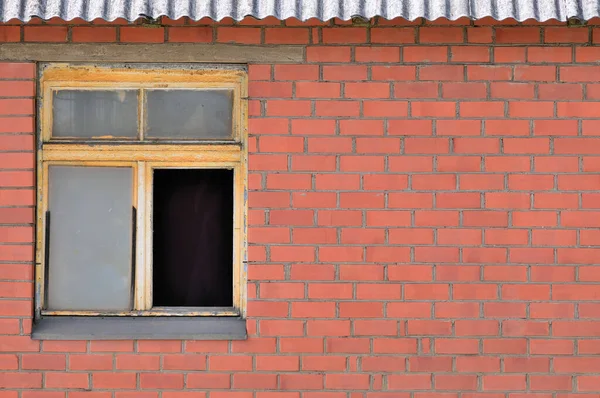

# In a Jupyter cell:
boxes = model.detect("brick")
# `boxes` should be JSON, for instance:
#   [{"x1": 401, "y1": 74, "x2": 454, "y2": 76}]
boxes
[
  {"x1": 45, "y1": 372, "x2": 89, "y2": 389},
  {"x1": 371, "y1": 27, "x2": 415, "y2": 43},
  {"x1": 24, "y1": 26, "x2": 67, "y2": 42},
  {"x1": 388, "y1": 192, "x2": 435, "y2": 209},
  {"x1": 460, "y1": 102, "x2": 504, "y2": 118},
  {"x1": 437, "y1": 156, "x2": 481, "y2": 172},
  {"x1": 409, "y1": 356, "x2": 453, "y2": 372},
  {"x1": 280, "y1": 338, "x2": 324, "y2": 353},
  {"x1": 373, "y1": 338, "x2": 418, "y2": 354},
  {"x1": 442, "y1": 83, "x2": 487, "y2": 99},
  {"x1": 116, "y1": 355, "x2": 159, "y2": 370},
  {"x1": 496, "y1": 27, "x2": 540, "y2": 43},
  {"x1": 0, "y1": 26, "x2": 20, "y2": 42},
  {"x1": 404, "y1": 46, "x2": 448, "y2": 62},
  {"x1": 405, "y1": 138, "x2": 449, "y2": 154},
  {"x1": 322, "y1": 28, "x2": 366, "y2": 43},
  {"x1": 306, "y1": 46, "x2": 351, "y2": 62},
  {"x1": 250, "y1": 82, "x2": 293, "y2": 98},
  {"x1": 275, "y1": 65, "x2": 319, "y2": 80},
  {"x1": 265, "y1": 28, "x2": 309, "y2": 44},
  {"x1": 371, "y1": 66, "x2": 415, "y2": 81},
  {"x1": 72, "y1": 27, "x2": 117, "y2": 42},
  {"x1": 268, "y1": 100, "x2": 311, "y2": 116},
  {"x1": 345, "y1": 82, "x2": 390, "y2": 99},
  {"x1": 504, "y1": 138, "x2": 550, "y2": 154},
  {"x1": 249, "y1": 119, "x2": 289, "y2": 135},
  {"x1": 482, "y1": 375, "x2": 526, "y2": 391},
  {"x1": 93, "y1": 373, "x2": 137, "y2": 389},
  {"x1": 168, "y1": 27, "x2": 212, "y2": 42},
  {"x1": 292, "y1": 119, "x2": 336, "y2": 135},
  {"x1": 120, "y1": 27, "x2": 165, "y2": 43},
  {"x1": 485, "y1": 120, "x2": 530, "y2": 136},
  {"x1": 460, "y1": 174, "x2": 504, "y2": 190},
  {"x1": 467, "y1": 26, "x2": 493, "y2": 43},
  {"x1": 256, "y1": 356, "x2": 299, "y2": 371},
  {"x1": 0, "y1": 99, "x2": 34, "y2": 115},
  {"x1": 388, "y1": 374, "x2": 432, "y2": 390},
  {"x1": 340, "y1": 265, "x2": 384, "y2": 281},
  {"x1": 323, "y1": 65, "x2": 368, "y2": 81},
  {"x1": 139, "y1": 373, "x2": 183, "y2": 389},
  {"x1": 0, "y1": 118, "x2": 33, "y2": 133},
  {"x1": 454, "y1": 138, "x2": 500, "y2": 154},
  {"x1": 435, "y1": 338, "x2": 479, "y2": 354},
  {"x1": 437, "y1": 120, "x2": 482, "y2": 135},
  {"x1": 420, "y1": 27, "x2": 463, "y2": 43},
  {"x1": 468, "y1": 65, "x2": 512, "y2": 81},
  {"x1": 419, "y1": 65, "x2": 464, "y2": 81},
  {"x1": 451, "y1": 46, "x2": 490, "y2": 62},
  {"x1": 355, "y1": 47, "x2": 400, "y2": 63},
  {"x1": 280, "y1": 374, "x2": 324, "y2": 390},
  {"x1": 69, "y1": 355, "x2": 112, "y2": 370},
  {"x1": 538, "y1": 83, "x2": 582, "y2": 100},
  {"x1": 435, "y1": 374, "x2": 478, "y2": 391},
  {"x1": 437, "y1": 229, "x2": 481, "y2": 245},
  {"x1": 0, "y1": 372, "x2": 42, "y2": 388},
  {"x1": 356, "y1": 137, "x2": 400, "y2": 153},
  {"x1": 531, "y1": 339, "x2": 574, "y2": 355},
  {"x1": 340, "y1": 119, "x2": 386, "y2": 135},
  {"x1": 217, "y1": 27, "x2": 260, "y2": 44},
  {"x1": 508, "y1": 101, "x2": 554, "y2": 117},
  {"x1": 545, "y1": 27, "x2": 588, "y2": 43},
  {"x1": 490, "y1": 83, "x2": 534, "y2": 99},
  {"x1": 291, "y1": 155, "x2": 335, "y2": 171},
  {"x1": 514, "y1": 65, "x2": 556, "y2": 82},
  {"x1": 162, "y1": 354, "x2": 206, "y2": 370},
  {"x1": 362, "y1": 356, "x2": 406, "y2": 371},
  {"x1": 483, "y1": 338, "x2": 527, "y2": 354},
  {"x1": 22, "y1": 354, "x2": 65, "y2": 370},
  {"x1": 456, "y1": 357, "x2": 500, "y2": 372}
]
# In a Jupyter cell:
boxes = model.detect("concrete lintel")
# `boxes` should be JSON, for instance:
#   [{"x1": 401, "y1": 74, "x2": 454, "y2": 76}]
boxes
[{"x1": 0, "y1": 43, "x2": 304, "y2": 63}]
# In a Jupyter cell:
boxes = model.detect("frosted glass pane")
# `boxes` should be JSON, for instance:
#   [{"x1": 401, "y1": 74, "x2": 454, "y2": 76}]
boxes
[
  {"x1": 145, "y1": 89, "x2": 233, "y2": 139},
  {"x1": 47, "y1": 166, "x2": 133, "y2": 311},
  {"x1": 52, "y1": 90, "x2": 138, "y2": 138}
]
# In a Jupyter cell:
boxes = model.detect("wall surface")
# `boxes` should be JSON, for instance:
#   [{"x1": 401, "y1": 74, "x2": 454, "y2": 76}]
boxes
[{"x1": 1, "y1": 16, "x2": 600, "y2": 397}]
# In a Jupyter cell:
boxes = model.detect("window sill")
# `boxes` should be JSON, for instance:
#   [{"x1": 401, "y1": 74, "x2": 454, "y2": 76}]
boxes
[{"x1": 32, "y1": 316, "x2": 247, "y2": 340}]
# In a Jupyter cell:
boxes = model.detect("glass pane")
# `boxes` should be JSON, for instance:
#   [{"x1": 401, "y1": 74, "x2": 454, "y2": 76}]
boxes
[
  {"x1": 52, "y1": 90, "x2": 138, "y2": 138},
  {"x1": 46, "y1": 166, "x2": 133, "y2": 311},
  {"x1": 145, "y1": 89, "x2": 233, "y2": 140}
]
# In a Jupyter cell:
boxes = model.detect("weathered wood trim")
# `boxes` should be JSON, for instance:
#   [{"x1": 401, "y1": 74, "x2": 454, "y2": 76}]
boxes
[{"x1": 0, "y1": 43, "x2": 304, "y2": 63}]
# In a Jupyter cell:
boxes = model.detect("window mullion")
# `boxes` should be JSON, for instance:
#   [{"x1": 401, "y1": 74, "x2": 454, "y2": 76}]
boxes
[
  {"x1": 139, "y1": 88, "x2": 145, "y2": 141},
  {"x1": 134, "y1": 161, "x2": 147, "y2": 311}
]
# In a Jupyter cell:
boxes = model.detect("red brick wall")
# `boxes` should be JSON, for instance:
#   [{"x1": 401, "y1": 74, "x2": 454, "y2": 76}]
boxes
[{"x1": 1, "y1": 16, "x2": 600, "y2": 397}]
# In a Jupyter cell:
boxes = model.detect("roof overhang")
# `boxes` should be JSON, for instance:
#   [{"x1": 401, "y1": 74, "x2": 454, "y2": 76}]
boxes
[{"x1": 0, "y1": 0, "x2": 598, "y2": 23}]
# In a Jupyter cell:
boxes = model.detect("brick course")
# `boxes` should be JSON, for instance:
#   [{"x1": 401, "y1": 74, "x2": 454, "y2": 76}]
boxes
[{"x1": 1, "y1": 15, "x2": 600, "y2": 396}]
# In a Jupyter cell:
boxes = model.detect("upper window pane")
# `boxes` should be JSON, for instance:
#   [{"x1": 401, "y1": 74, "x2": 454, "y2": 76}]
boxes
[
  {"x1": 145, "y1": 89, "x2": 233, "y2": 140},
  {"x1": 46, "y1": 166, "x2": 134, "y2": 311},
  {"x1": 52, "y1": 90, "x2": 138, "y2": 139}
]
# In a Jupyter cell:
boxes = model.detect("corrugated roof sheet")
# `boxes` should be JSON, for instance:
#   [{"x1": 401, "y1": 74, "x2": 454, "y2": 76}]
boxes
[{"x1": 0, "y1": 0, "x2": 598, "y2": 22}]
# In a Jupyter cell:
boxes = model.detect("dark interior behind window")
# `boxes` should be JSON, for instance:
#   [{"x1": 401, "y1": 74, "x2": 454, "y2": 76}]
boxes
[{"x1": 152, "y1": 169, "x2": 234, "y2": 307}]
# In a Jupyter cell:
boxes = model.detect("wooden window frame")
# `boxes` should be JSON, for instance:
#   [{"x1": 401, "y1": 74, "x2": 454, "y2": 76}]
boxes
[{"x1": 35, "y1": 64, "x2": 248, "y2": 319}]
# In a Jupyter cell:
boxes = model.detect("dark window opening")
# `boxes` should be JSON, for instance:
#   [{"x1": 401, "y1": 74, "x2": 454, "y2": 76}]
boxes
[{"x1": 152, "y1": 169, "x2": 234, "y2": 307}]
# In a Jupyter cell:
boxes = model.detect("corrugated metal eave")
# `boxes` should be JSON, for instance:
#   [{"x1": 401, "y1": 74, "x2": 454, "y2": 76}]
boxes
[{"x1": 0, "y1": 0, "x2": 597, "y2": 23}]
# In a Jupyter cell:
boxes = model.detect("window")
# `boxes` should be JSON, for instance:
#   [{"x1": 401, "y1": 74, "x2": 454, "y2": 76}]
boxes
[{"x1": 35, "y1": 64, "x2": 247, "y2": 326}]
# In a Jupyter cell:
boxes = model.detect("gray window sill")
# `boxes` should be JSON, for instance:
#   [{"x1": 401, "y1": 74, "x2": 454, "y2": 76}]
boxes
[{"x1": 32, "y1": 316, "x2": 247, "y2": 340}]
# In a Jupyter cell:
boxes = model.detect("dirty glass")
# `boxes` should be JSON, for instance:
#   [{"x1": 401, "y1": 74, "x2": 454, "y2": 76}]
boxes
[
  {"x1": 46, "y1": 166, "x2": 133, "y2": 311},
  {"x1": 52, "y1": 90, "x2": 138, "y2": 138},
  {"x1": 145, "y1": 89, "x2": 233, "y2": 140}
]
